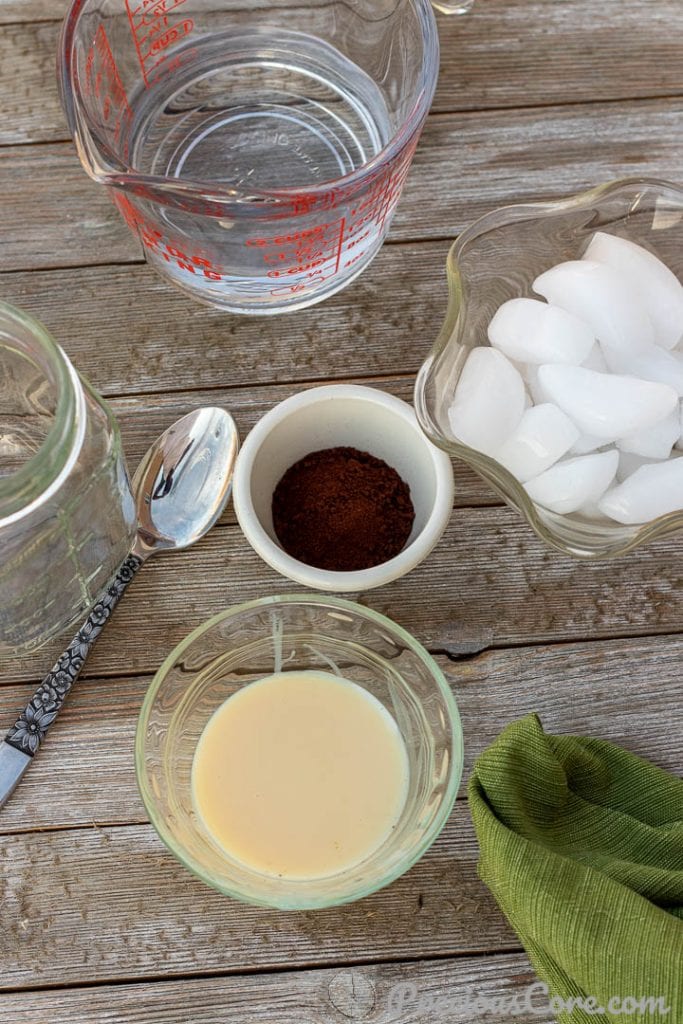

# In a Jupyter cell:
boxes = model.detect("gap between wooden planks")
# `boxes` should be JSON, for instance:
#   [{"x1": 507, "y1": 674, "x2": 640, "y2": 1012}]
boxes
[
  {"x1": 2, "y1": 0, "x2": 683, "y2": 144},
  {"x1": 1, "y1": 636, "x2": 680, "y2": 994},
  {"x1": 0, "y1": 245, "x2": 452, "y2": 394},
  {"x1": 0, "y1": 951, "x2": 553, "y2": 1023},
  {"x1": 2, "y1": 500, "x2": 683, "y2": 687},
  {"x1": 112, "y1": 377, "x2": 497, "y2": 513},
  {"x1": 0, "y1": 803, "x2": 516, "y2": 990},
  {"x1": 0, "y1": 634, "x2": 681, "y2": 833},
  {"x1": 2, "y1": 98, "x2": 683, "y2": 274}
]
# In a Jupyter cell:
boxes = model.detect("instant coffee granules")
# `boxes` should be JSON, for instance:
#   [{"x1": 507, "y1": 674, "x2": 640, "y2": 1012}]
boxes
[{"x1": 272, "y1": 447, "x2": 415, "y2": 572}]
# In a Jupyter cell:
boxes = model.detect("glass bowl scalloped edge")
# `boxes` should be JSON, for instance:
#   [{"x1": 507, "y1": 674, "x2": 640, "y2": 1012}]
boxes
[{"x1": 414, "y1": 177, "x2": 683, "y2": 560}]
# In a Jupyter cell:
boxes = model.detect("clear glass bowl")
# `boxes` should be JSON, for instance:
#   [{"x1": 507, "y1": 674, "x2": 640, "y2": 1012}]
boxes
[
  {"x1": 136, "y1": 594, "x2": 463, "y2": 910},
  {"x1": 414, "y1": 178, "x2": 683, "y2": 559}
]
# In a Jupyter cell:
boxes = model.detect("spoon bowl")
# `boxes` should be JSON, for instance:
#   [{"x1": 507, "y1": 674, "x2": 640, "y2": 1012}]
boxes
[{"x1": 134, "y1": 407, "x2": 239, "y2": 553}]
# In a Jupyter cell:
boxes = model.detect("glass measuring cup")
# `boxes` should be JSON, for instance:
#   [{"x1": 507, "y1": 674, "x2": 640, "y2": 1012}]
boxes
[{"x1": 58, "y1": 0, "x2": 470, "y2": 315}]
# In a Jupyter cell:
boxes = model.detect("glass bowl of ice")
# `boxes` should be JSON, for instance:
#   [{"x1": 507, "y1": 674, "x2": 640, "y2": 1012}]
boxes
[{"x1": 415, "y1": 178, "x2": 683, "y2": 558}]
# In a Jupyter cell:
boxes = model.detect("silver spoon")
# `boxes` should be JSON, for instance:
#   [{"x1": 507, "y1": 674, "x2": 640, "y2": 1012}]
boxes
[{"x1": 0, "y1": 407, "x2": 239, "y2": 809}]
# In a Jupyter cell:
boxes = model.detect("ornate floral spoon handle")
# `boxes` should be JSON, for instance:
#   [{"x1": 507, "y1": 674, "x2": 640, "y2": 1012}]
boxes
[{"x1": 0, "y1": 554, "x2": 144, "y2": 809}]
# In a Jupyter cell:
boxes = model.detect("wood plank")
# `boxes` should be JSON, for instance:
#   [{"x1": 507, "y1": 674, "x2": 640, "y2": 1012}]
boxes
[
  {"x1": 2, "y1": 98, "x2": 682, "y2": 272},
  {"x1": 3, "y1": 2, "x2": 683, "y2": 137},
  {"x1": 0, "y1": 0, "x2": 68, "y2": 22},
  {"x1": 0, "y1": 952, "x2": 553, "y2": 1023},
  {"x1": 0, "y1": 245, "x2": 450, "y2": 393},
  {"x1": 0, "y1": 634, "x2": 681, "y2": 833},
  {"x1": 1, "y1": 0, "x2": 679, "y2": 1007},
  {"x1": 3, "y1": 501, "x2": 683, "y2": 684},
  {"x1": 402, "y1": 99, "x2": 683, "y2": 243},
  {"x1": 0, "y1": 146, "x2": 141, "y2": 271},
  {"x1": 0, "y1": 23, "x2": 65, "y2": 144},
  {"x1": 0, "y1": 675, "x2": 147, "y2": 831},
  {"x1": 110, "y1": 380, "x2": 495, "y2": 513},
  {"x1": 0, "y1": 804, "x2": 517, "y2": 990},
  {"x1": 437, "y1": 0, "x2": 683, "y2": 113}
]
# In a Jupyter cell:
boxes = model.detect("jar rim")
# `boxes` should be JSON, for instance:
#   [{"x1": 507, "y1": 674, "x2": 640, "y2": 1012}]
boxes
[{"x1": 0, "y1": 301, "x2": 85, "y2": 525}]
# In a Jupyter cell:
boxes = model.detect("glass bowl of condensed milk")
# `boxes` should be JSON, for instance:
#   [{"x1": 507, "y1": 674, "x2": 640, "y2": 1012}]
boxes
[{"x1": 136, "y1": 595, "x2": 463, "y2": 909}]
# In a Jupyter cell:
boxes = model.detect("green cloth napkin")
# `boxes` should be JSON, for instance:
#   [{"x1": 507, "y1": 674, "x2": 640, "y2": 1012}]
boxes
[{"x1": 468, "y1": 714, "x2": 683, "y2": 1023}]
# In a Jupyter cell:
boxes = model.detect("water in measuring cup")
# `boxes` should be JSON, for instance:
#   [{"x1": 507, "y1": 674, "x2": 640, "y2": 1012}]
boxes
[
  {"x1": 128, "y1": 29, "x2": 391, "y2": 194},
  {"x1": 123, "y1": 29, "x2": 397, "y2": 309}
]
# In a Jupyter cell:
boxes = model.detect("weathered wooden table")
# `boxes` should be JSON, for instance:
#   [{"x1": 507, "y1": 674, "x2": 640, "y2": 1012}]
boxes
[{"x1": 1, "y1": 2, "x2": 682, "y2": 1021}]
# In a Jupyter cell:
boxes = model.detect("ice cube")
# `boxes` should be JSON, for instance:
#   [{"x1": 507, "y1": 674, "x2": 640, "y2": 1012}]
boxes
[
  {"x1": 584, "y1": 232, "x2": 683, "y2": 350},
  {"x1": 570, "y1": 434, "x2": 610, "y2": 455},
  {"x1": 602, "y1": 344, "x2": 683, "y2": 397},
  {"x1": 617, "y1": 408, "x2": 679, "y2": 459},
  {"x1": 448, "y1": 347, "x2": 526, "y2": 456},
  {"x1": 488, "y1": 298, "x2": 595, "y2": 365},
  {"x1": 578, "y1": 501, "x2": 612, "y2": 522},
  {"x1": 496, "y1": 403, "x2": 580, "y2": 482},
  {"x1": 533, "y1": 260, "x2": 654, "y2": 354},
  {"x1": 537, "y1": 364, "x2": 678, "y2": 439},
  {"x1": 512, "y1": 363, "x2": 534, "y2": 408},
  {"x1": 520, "y1": 364, "x2": 549, "y2": 405},
  {"x1": 524, "y1": 450, "x2": 619, "y2": 515},
  {"x1": 616, "y1": 451, "x2": 656, "y2": 483},
  {"x1": 598, "y1": 458, "x2": 683, "y2": 523},
  {"x1": 582, "y1": 344, "x2": 608, "y2": 372}
]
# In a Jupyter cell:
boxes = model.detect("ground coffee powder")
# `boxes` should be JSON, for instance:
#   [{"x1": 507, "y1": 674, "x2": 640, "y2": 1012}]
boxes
[{"x1": 272, "y1": 447, "x2": 415, "y2": 572}]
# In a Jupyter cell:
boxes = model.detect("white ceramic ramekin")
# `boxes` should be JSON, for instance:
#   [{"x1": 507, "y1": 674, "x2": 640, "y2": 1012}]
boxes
[{"x1": 232, "y1": 385, "x2": 454, "y2": 591}]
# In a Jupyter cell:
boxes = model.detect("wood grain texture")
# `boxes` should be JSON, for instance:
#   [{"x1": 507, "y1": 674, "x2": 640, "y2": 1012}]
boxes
[
  {"x1": 0, "y1": 22, "x2": 65, "y2": 144},
  {"x1": 0, "y1": 952, "x2": 553, "y2": 1023},
  {"x1": 0, "y1": 635, "x2": 681, "y2": 833},
  {"x1": 437, "y1": 0, "x2": 683, "y2": 113},
  {"x1": 110, "y1": 380, "x2": 496, "y2": 512},
  {"x1": 0, "y1": 145, "x2": 141, "y2": 271},
  {"x1": 2, "y1": 99, "x2": 682, "y2": 272},
  {"x1": 1, "y1": 0, "x2": 681, "y2": 1011},
  {"x1": 0, "y1": 675, "x2": 147, "y2": 831},
  {"x1": 0, "y1": 803, "x2": 517, "y2": 990},
  {"x1": 2, "y1": 2, "x2": 683, "y2": 139},
  {"x1": 402, "y1": 99, "x2": 683, "y2": 243},
  {"x1": 0, "y1": 246, "x2": 450, "y2": 391},
  {"x1": 3, "y1": 505, "x2": 683, "y2": 687},
  {"x1": 0, "y1": 0, "x2": 68, "y2": 22}
]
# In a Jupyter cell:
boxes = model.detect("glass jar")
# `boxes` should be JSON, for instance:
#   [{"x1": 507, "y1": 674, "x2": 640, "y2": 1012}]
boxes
[{"x1": 0, "y1": 301, "x2": 136, "y2": 655}]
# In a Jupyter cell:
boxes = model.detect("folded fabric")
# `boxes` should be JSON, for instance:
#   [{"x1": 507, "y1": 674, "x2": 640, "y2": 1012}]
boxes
[{"x1": 468, "y1": 714, "x2": 683, "y2": 1023}]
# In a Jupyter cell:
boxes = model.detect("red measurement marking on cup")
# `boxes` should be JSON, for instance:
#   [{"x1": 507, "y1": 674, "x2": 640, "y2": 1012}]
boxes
[
  {"x1": 113, "y1": 194, "x2": 223, "y2": 279},
  {"x1": 248, "y1": 134, "x2": 420, "y2": 294},
  {"x1": 247, "y1": 219, "x2": 348, "y2": 287},
  {"x1": 124, "y1": 0, "x2": 194, "y2": 86},
  {"x1": 334, "y1": 217, "x2": 346, "y2": 274},
  {"x1": 83, "y1": 26, "x2": 133, "y2": 157}
]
